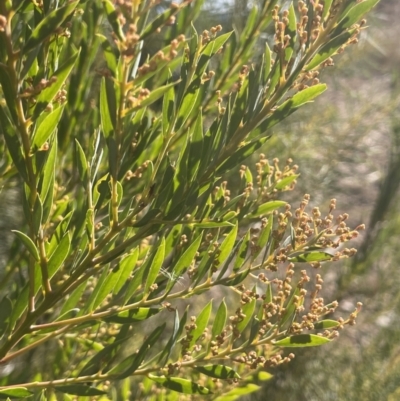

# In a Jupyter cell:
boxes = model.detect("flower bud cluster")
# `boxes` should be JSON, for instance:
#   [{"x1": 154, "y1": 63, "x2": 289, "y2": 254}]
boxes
[{"x1": 125, "y1": 160, "x2": 151, "y2": 180}]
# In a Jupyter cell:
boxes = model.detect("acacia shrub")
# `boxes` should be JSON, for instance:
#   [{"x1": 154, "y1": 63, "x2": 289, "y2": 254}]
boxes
[{"x1": 0, "y1": 0, "x2": 379, "y2": 399}]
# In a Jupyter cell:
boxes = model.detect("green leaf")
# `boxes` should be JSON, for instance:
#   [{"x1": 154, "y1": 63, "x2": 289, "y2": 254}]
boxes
[
  {"x1": 100, "y1": 77, "x2": 114, "y2": 139},
  {"x1": 189, "y1": 300, "x2": 212, "y2": 348},
  {"x1": 133, "y1": 81, "x2": 179, "y2": 111},
  {"x1": 263, "y1": 43, "x2": 272, "y2": 85},
  {"x1": 195, "y1": 365, "x2": 240, "y2": 380},
  {"x1": 98, "y1": 34, "x2": 118, "y2": 76},
  {"x1": 105, "y1": 308, "x2": 160, "y2": 323},
  {"x1": 322, "y1": 0, "x2": 334, "y2": 21},
  {"x1": 279, "y1": 287, "x2": 301, "y2": 329},
  {"x1": 113, "y1": 248, "x2": 139, "y2": 294},
  {"x1": 162, "y1": 78, "x2": 176, "y2": 136},
  {"x1": 274, "y1": 174, "x2": 299, "y2": 190},
  {"x1": 47, "y1": 233, "x2": 70, "y2": 277},
  {"x1": 333, "y1": 0, "x2": 380, "y2": 36},
  {"x1": 34, "y1": 50, "x2": 80, "y2": 119},
  {"x1": 233, "y1": 231, "x2": 250, "y2": 272},
  {"x1": 201, "y1": 32, "x2": 233, "y2": 65},
  {"x1": 306, "y1": 31, "x2": 354, "y2": 71},
  {"x1": 40, "y1": 136, "x2": 57, "y2": 201},
  {"x1": 172, "y1": 233, "x2": 202, "y2": 278},
  {"x1": 247, "y1": 201, "x2": 286, "y2": 218},
  {"x1": 56, "y1": 385, "x2": 107, "y2": 396},
  {"x1": 102, "y1": 0, "x2": 125, "y2": 41},
  {"x1": 12, "y1": 230, "x2": 39, "y2": 261},
  {"x1": 274, "y1": 334, "x2": 331, "y2": 347},
  {"x1": 284, "y1": 4, "x2": 297, "y2": 63},
  {"x1": 32, "y1": 195, "x2": 43, "y2": 235},
  {"x1": 144, "y1": 237, "x2": 165, "y2": 295},
  {"x1": 255, "y1": 215, "x2": 273, "y2": 257},
  {"x1": 216, "y1": 223, "x2": 238, "y2": 266},
  {"x1": 32, "y1": 106, "x2": 64, "y2": 151},
  {"x1": 149, "y1": 375, "x2": 211, "y2": 395},
  {"x1": 140, "y1": 6, "x2": 180, "y2": 41},
  {"x1": 289, "y1": 251, "x2": 333, "y2": 263},
  {"x1": 251, "y1": 85, "x2": 328, "y2": 137},
  {"x1": 192, "y1": 220, "x2": 235, "y2": 229},
  {"x1": 213, "y1": 383, "x2": 260, "y2": 401},
  {"x1": 212, "y1": 299, "x2": 227, "y2": 338},
  {"x1": 75, "y1": 139, "x2": 89, "y2": 184},
  {"x1": 236, "y1": 297, "x2": 256, "y2": 333},
  {"x1": 175, "y1": 78, "x2": 201, "y2": 130},
  {"x1": 23, "y1": 1, "x2": 79, "y2": 52},
  {"x1": 0, "y1": 387, "x2": 33, "y2": 399},
  {"x1": 314, "y1": 320, "x2": 340, "y2": 330},
  {"x1": 221, "y1": 268, "x2": 251, "y2": 287}
]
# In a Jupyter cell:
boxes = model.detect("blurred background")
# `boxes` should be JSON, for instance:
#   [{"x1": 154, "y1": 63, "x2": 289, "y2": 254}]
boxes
[{"x1": 205, "y1": 0, "x2": 400, "y2": 399}]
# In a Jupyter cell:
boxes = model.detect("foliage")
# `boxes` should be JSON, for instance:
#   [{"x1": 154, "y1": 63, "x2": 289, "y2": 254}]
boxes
[{"x1": 0, "y1": 0, "x2": 379, "y2": 399}]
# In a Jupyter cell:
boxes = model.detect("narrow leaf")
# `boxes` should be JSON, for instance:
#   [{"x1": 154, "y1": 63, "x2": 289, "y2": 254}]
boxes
[
  {"x1": 306, "y1": 31, "x2": 354, "y2": 71},
  {"x1": 105, "y1": 308, "x2": 160, "y2": 324},
  {"x1": 47, "y1": 233, "x2": 70, "y2": 276},
  {"x1": 0, "y1": 387, "x2": 33, "y2": 399},
  {"x1": 102, "y1": 0, "x2": 125, "y2": 41},
  {"x1": 195, "y1": 365, "x2": 240, "y2": 380},
  {"x1": 274, "y1": 334, "x2": 331, "y2": 347},
  {"x1": 211, "y1": 299, "x2": 227, "y2": 338},
  {"x1": 34, "y1": 50, "x2": 80, "y2": 119},
  {"x1": 23, "y1": 1, "x2": 79, "y2": 51},
  {"x1": 314, "y1": 320, "x2": 340, "y2": 330},
  {"x1": 56, "y1": 385, "x2": 106, "y2": 396},
  {"x1": 236, "y1": 298, "x2": 256, "y2": 333},
  {"x1": 189, "y1": 300, "x2": 212, "y2": 348},
  {"x1": 32, "y1": 106, "x2": 64, "y2": 151},
  {"x1": 149, "y1": 375, "x2": 211, "y2": 395},
  {"x1": 12, "y1": 230, "x2": 39, "y2": 261},
  {"x1": 247, "y1": 201, "x2": 286, "y2": 218},
  {"x1": 289, "y1": 251, "x2": 333, "y2": 263}
]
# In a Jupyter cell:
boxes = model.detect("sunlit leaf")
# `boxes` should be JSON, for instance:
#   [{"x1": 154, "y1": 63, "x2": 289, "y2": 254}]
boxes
[
  {"x1": 47, "y1": 233, "x2": 70, "y2": 276},
  {"x1": 189, "y1": 300, "x2": 212, "y2": 348},
  {"x1": 213, "y1": 383, "x2": 260, "y2": 401},
  {"x1": 289, "y1": 251, "x2": 333, "y2": 263},
  {"x1": 0, "y1": 387, "x2": 33, "y2": 399},
  {"x1": 32, "y1": 106, "x2": 64, "y2": 151},
  {"x1": 314, "y1": 320, "x2": 340, "y2": 330},
  {"x1": 247, "y1": 201, "x2": 287, "y2": 218},
  {"x1": 12, "y1": 230, "x2": 39, "y2": 262},
  {"x1": 102, "y1": 0, "x2": 125, "y2": 41},
  {"x1": 212, "y1": 298, "x2": 227, "y2": 338},
  {"x1": 56, "y1": 385, "x2": 107, "y2": 396},
  {"x1": 105, "y1": 308, "x2": 160, "y2": 324},
  {"x1": 306, "y1": 31, "x2": 354, "y2": 71},
  {"x1": 236, "y1": 297, "x2": 256, "y2": 333},
  {"x1": 195, "y1": 365, "x2": 240, "y2": 380},
  {"x1": 333, "y1": 0, "x2": 380, "y2": 36},
  {"x1": 149, "y1": 375, "x2": 212, "y2": 395},
  {"x1": 274, "y1": 334, "x2": 331, "y2": 347},
  {"x1": 23, "y1": 1, "x2": 79, "y2": 52}
]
